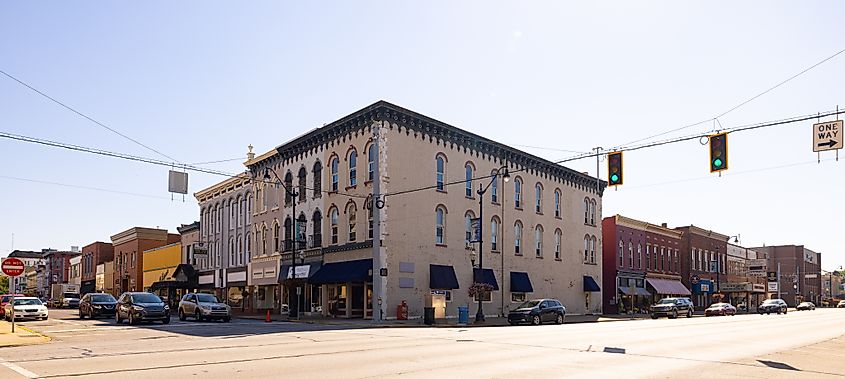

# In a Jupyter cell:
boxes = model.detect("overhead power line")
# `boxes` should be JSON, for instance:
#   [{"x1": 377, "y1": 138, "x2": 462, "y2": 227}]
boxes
[
  {"x1": 0, "y1": 174, "x2": 189, "y2": 201},
  {"x1": 0, "y1": 69, "x2": 181, "y2": 163},
  {"x1": 189, "y1": 157, "x2": 246, "y2": 165}
]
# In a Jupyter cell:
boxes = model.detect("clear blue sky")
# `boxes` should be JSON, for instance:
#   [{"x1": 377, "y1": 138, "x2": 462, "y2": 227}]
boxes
[{"x1": 1, "y1": 2, "x2": 843, "y2": 270}]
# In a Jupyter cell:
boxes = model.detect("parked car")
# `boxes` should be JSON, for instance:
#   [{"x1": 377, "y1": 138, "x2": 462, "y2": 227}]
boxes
[
  {"x1": 796, "y1": 302, "x2": 816, "y2": 311},
  {"x1": 650, "y1": 297, "x2": 694, "y2": 319},
  {"x1": 79, "y1": 293, "x2": 118, "y2": 319},
  {"x1": 759, "y1": 299, "x2": 788, "y2": 314},
  {"x1": 3, "y1": 297, "x2": 48, "y2": 321},
  {"x1": 705, "y1": 302, "x2": 737, "y2": 316},
  {"x1": 0, "y1": 294, "x2": 24, "y2": 318},
  {"x1": 115, "y1": 292, "x2": 170, "y2": 325},
  {"x1": 178, "y1": 293, "x2": 231, "y2": 322},
  {"x1": 838, "y1": 300, "x2": 845, "y2": 308},
  {"x1": 508, "y1": 299, "x2": 566, "y2": 325}
]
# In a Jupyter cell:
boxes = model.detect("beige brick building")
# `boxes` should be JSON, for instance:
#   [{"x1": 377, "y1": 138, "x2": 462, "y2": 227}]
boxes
[{"x1": 245, "y1": 101, "x2": 605, "y2": 319}]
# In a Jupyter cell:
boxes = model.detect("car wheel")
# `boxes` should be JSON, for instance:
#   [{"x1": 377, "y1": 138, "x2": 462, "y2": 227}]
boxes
[
  {"x1": 783, "y1": 308, "x2": 787, "y2": 314},
  {"x1": 128, "y1": 312, "x2": 136, "y2": 325},
  {"x1": 116, "y1": 312, "x2": 122, "y2": 324},
  {"x1": 508, "y1": 321, "x2": 517, "y2": 326},
  {"x1": 178, "y1": 309, "x2": 186, "y2": 321},
  {"x1": 89, "y1": 309, "x2": 95, "y2": 319},
  {"x1": 651, "y1": 314, "x2": 658, "y2": 319},
  {"x1": 162, "y1": 317, "x2": 170, "y2": 324},
  {"x1": 670, "y1": 310, "x2": 678, "y2": 319},
  {"x1": 687, "y1": 310, "x2": 693, "y2": 318},
  {"x1": 79, "y1": 308, "x2": 85, "y2": 319},
  {"x1": 555, "y1": 314, "x2": 564, "y2": 324},
  {"x1": 195, "y1": 310, "x2": 203, "y2": 322},
  {"x1": 223, "y1": 317, "x2": 231, "y2": 323},
  {"x1": 531, "y1": 315, "x2": 541, "y2": 326}
]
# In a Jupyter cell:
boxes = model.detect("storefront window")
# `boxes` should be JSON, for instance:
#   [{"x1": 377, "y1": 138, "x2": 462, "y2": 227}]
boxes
[
  {"x1": 255, "y1": 285, "x2": 276, "y2": 309},
  {"x1": 227, "y1": 287, "x2": 245, "y2": 308},
  {"x1": 511, "y1": 292, "x2": 526, "y2": 302}
]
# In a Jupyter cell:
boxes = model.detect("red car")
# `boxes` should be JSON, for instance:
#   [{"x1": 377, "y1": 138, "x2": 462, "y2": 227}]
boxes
[
  {"x1": 705, "y1": 302, "x2": 737, "y2": 316},
  {"x1": 0, "y1": 294, "x2": 25, "y2": 317}
]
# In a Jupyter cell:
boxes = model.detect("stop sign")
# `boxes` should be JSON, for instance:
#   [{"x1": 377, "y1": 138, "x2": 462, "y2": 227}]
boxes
[{"x1": 1, "y1": 257, "x2": 25, "y2": 277}]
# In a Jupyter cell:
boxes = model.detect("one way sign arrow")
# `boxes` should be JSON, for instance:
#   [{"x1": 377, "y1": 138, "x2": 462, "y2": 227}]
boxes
[
  {"x1": 813, "y1": 120, "x2": 843, "y2": 152},
  {"x1": 817, "y1": 140, "x2": 838, "y2": 148}
]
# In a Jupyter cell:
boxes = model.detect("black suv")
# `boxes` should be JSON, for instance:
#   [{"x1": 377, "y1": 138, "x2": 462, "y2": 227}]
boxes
[
  {"x1": 115, "y1": 292, "x2": 170, "y2": 325},
  {"x1": 78, "y1": 293, "x2": 117, "y2": 319},
  {"x1": 508, "y1": 299, "x2": 566, "y2": 325},
  {"x1": 650, "y1": 297, "x2": 694, "y2": 319},
  {"x1": 759, "y1": 299, "x2": 788, "y2": 315}
]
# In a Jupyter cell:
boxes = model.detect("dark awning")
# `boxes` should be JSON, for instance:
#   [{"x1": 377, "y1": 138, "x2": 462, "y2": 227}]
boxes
[
  {"x1": 309, "y1": 259, "x2": 373, "y2": 285},
  {"x1": 619, "y1": 286, "x2": 651, "y2": 296},
  {"x1": 510, "y1": 272, "x2": 534, "y2": 293},
  {"x1": 172, "y1": 264, "x2": 198, "y2": 281},
  {"x1": 473, "y1": 268, "x2": 499, "y2": 290},
  {"x1": 429, "y1": 265, "x2": 460, "y2": 290},
  {"x1": 279, "y1": 262, "x2": 322, "y2": 281},
  {"x1": 583, "y1": 276, "x2": 601, "y2": 292},
  {"x1": 150, "y1": 280, "x2": 197, "y2": 290},
  {"x1": 647, "y1": 278, "x2": 691, "y2": 296}
]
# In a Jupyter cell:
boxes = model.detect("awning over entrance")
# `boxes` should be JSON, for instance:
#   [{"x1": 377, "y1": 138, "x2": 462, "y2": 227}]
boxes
[
  {"x1": 279, "y1": 262, "x2": 322, "y2": 281},
  {"x1": 510, "y1": 272, "x2": 534, "y2": 293},
  {"x1": 473, "y1": 268, "x2": 499, "y2": 290},
  {"x1": 618, "y1": 286, "x2": 651, "y2": 296},
  {"x1": 150, "y1": 280, "x2": 197, "y2": 290},
  {"x1": 309, "y1": 259, "x2": 373, "y2": 285},
  {"x1": 583, "y1": 276, "x2": 601, "y2": 292},
  {"x1": 429, "y1": 264, "x2": 459, "y2": 290},
  {"x1": 647, "y1": 278, "x2": 691, "y2": 295}
]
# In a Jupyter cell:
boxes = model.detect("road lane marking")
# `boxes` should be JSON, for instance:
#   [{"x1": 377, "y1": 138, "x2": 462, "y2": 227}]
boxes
[{"x1": 0, "y1": 358, "x2": 40, "y2": 378}]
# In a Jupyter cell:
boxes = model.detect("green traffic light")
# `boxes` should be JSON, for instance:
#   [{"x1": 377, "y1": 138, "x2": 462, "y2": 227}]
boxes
[
  {"x1": 610, "y1": 174, "x2": 619, "y2": 183},
  {"x1": 713, "y1": 158, "x2": 723, "y2": 167}
]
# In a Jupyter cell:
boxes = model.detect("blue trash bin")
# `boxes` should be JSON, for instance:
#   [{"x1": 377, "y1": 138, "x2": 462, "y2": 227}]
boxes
[{"x1": 458, "y1": 306, "x2": 469, "y2": 324}]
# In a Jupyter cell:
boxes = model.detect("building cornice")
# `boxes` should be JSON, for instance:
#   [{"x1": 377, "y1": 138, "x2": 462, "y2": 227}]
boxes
[
  {"x1": 110, "y1": 227, "x2": 169, "y2": 246},
  {"x1": 615, "y1": 215, "x2": 684, "y2": 239},
  {"x1": 195, "y1": 174, "x2": 251, "y2": 203},
  {"x1": 676, "y1": 225, "x2": 730, "y2": 241}
]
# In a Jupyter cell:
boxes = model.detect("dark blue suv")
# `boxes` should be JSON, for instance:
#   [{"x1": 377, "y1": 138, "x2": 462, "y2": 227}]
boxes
[{"x1": 508, "y1": 299, "x2": 566, "y2": 325}]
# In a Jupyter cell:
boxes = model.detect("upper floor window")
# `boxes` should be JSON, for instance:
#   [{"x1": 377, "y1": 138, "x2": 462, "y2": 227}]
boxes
[
  {"x1": 554, "y1": 229, "x2": 562, "y2": 260},
  {"x1": 273, "y1": 221, "x2": 280, "y2": 253},
  {"x1": 298, "y1": 167, "x2": 306, "y2": 202},
  {"x1": 554, "y1": 190, "x2": 561, "y2": 218},
  {"x1": 583, "y1": 198, "x2": 590, "y2": 224},
  {"x1": 464, "y1": 211, "x2": 475, "y2": 244},
  {"x1": 313, "y1": 160, "x2": 322, "y2": 198},
  {"x1": 514, "y1": 178, "x2": 523, "y2": 209},
  {"x1": 367, "y1": 206, "x2": 374, "y2": 240},
  {"x1": 491, "y1": 217, "x2": 500, "y2": 251},
  {"x1": 330, "y1": 208, "x2": 339, "y2": 245},
  {"x1": 628, "y1": 242, "x2": 634, "y2": 268},
  {"x1": 436, "y1": 156, "x2": 445, "y2": 191},
  {"x1": 590, "y1": 236, "x2": 597, "y2": 264},
  {"x1": 534, "y1": 225, "x2": 543, "y2": 258},
  {"x1": 331, "y1": 158, "x2": 339, "y2": 192},
  {"x1": 435, "y1": 206, "x2": 446, "y2": 244},
  {"x1": 514, "y1": 221, "x2": 523, "y2": 255},
  {"x1": 590, "y1": 199, "x2": 597, "y2": 225},
  {"x1": 535, "y1": 184, "x2": 543, "y2": 213},
  {"x1": 618, "y1": 240, "x2": 624, "y2": 268},
  {"x1": 368, "y1": 143, "x2": 376, "y2": 182},
  {"x1": 261, "y1": 225, "x2": 268, "y2": 255},
  {"x1": 312, "y1": 210, "x2": 322, "y2": 247},
  {"x1": 637, "y1": 244, "x2": 643, "y2": 270},
  {"x1": 284, "y1": 172, "x2": 293, "y2": 206},
  {"x1": 238, "y1": 196, "x2": 244, "y2": 227},
  {"x1": 465, "y1": 164, "x2": 474, "y2": 197},
  {"x1": 660, "y1": 247, "x2": 665, "y2": 271},
  {"x1": 283, "y1": 218, "x2": 292, "y2": 251},
  {"x1": 491, "y1": 171, "x2": 498, "y2": 203},
  {"x1": 347, "y1": 202, "x2": 357, "y2": 242},
  {"x1": 349, "y1": 150, "x2": 358, "y2": 187}
]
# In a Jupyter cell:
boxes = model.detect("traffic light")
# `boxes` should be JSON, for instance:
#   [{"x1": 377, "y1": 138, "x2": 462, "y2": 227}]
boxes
[
  {"x1": 709, "y1": 132, "x2": 728, "y2": 173},
  {"x1": 607, "y1": 151, "x2": 623, "y2": 186}
]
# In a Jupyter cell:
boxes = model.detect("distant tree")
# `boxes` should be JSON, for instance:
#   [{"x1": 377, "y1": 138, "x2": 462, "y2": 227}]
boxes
[{"x1": 0, "y1": 276, "x2": 8, "y2": 294}]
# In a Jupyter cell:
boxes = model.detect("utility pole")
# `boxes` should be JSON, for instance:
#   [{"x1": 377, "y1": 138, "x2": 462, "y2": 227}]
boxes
[
  {"x1": 371, "y1": 121, "x2": 386, "y2": 322},
  {"x1": 777, "y1": 262, "x2": 781, "y2": 300}
]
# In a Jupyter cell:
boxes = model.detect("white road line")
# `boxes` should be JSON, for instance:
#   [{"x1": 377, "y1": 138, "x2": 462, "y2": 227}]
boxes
[{"x1": 0, "y1": 358, "x2": 40, "y2": 378}]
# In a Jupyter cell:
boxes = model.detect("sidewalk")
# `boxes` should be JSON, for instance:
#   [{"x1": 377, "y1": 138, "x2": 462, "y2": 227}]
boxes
[{"x1": 0, "y1": 320, "x2": 51, "y2": 348}]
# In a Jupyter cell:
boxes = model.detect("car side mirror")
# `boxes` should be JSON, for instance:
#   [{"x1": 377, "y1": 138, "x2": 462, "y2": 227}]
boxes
[{"x1": 539, "y1": 304, "x2": 546, "y2": 309}]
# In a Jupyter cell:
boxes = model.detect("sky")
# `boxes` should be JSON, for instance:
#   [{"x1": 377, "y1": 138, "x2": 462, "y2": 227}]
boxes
[{"x1": 1, "y1": 1, "x2": 843, "y2": 270}]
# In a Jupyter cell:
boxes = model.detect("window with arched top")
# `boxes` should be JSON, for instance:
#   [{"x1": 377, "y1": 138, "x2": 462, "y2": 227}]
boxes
[
  {"x1": 590, "y1": 199, "x2": 597, "y2": 225},
  {"x1": 584, "y1": 198, "x2": 590, "y2": 224},
  {"x1": 312, "y1": 209, "x2": 322, "y2": 247},
  {"x1": 261, "y1": 225, "x2": 268, "y2": 255},
  {"x1": 554, "y1": 189, "x2": 561, "y2": 218},
  {"x1": 465, "y1": 163, "x2": 474, "y2": 198},
  {"x1": 586, "y1": 236, "x2": 593, "y2": 263},
  {"x1": 283, "y1": 218, "x2": 291, "y2": 252},
  {"x1": 435, "y1": 206, "x2": 446, "y2": 244},
  {"x1": 491, "y1": 217, "x2": 500, "y2": 251},
  {"x1": 618, "y1": 240, "x2": 624, "y2": 268},
  {"x1": 331, "y1": 157, "x2": 339, "y2": 192},
  {"x1": 535, "y1": 183, "x2": 543, "y2": 213},
  {"x1": 273, "y1": 221, "x2": 280, "y2": 253},
  {"x1": 349, "y1": 150, "x2": 358, "y2": 187},
  {"x1": 368, "y1": 143, "x2": 376, "y2": 182},
  {"x1": 638, "y1": 244, "x2": 643, "y2": 270},
  {"x1": 313, "y1": 160, "x2": 322, "y2": 198},
  {"x1": 514, "y1": 177, "x2": 523, "y2": 209},
  {"x1": 554, "y1": 229, "x2": 562, "y2": 260},
  {"x1": 629, "y1": 242, "x2": 634, "y2": 268},
  {"x1": 514, "y1": 221, "x2": 523, "y2": 255},
  {"x1": 436, "y1": 155, "x2": 446, "y2": 191},
  {"x1": 330, "y1": 207, "x2": 339, "y2": 245},
  {"x1": 491, "y1": 170, "x2": 499, "y2": 203},
  {"x1": 347, "y1": 202, "x2": 357, "y2": 242},
  {"x1": 298, "y1": 167, "x2": 306, "y2": 202},
  {"x1": 535, "y1": 225, "x2": 543, "y2": 258},
  {"x1": 464, "y1": 211, "x2": 475, "y2": 244},
  {"x1": 284, "y1": 172, "x2": 293, "y2": 206}
]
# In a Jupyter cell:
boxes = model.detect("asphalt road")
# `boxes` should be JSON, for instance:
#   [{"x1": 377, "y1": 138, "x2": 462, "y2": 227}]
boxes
[{"x1": 1, "y1": 308, "x2": 843, "y2": 378}]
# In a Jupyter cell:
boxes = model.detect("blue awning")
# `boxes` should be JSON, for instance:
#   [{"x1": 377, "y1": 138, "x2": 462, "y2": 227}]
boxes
[
  {"x1": 473, "y1": 268, "x2": 499, "y2": 290},
  {"x1": 583, "y1": 275, "x2": 601, "y2": 292},
  {"x1": 429, "y1": 264, "x2": 460, "y2": 290},
  {"x1": 510, "y1": 272, "x2": 534, "y2": 293},
  {"x1": 309, "y1": 259, "x2": 373, "y2": 285}
]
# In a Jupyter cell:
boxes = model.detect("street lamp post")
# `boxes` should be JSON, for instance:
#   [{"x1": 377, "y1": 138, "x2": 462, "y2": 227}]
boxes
[
  {"x1": 474, "y1": 166, "x2": 509, "y2": 323},
  {"x1": 264, "y1": 168, "x2": 299, "y2": 319}
]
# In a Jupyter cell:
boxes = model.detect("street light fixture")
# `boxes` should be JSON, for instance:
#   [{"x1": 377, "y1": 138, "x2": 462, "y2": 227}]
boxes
[
  {"x1": 473, "y1": 166, "x2": 510, "y2": 323},
  {"x1": 263, "y1": 167, "x2": 300, "y2": 319}
]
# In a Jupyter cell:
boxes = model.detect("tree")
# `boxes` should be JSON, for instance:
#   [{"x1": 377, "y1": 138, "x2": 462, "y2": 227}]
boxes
[{"x1": 0, "y1": 276, "x2": 8, "y2": 294}]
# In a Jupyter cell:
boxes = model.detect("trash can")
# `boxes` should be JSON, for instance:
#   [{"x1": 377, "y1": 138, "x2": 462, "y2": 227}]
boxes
[
  {"x1": 457, "y1": 306, "x2": 469, "y2": 325},
  {"x1": 423, "y1": 307, "x2": 435, "y2": 325}
]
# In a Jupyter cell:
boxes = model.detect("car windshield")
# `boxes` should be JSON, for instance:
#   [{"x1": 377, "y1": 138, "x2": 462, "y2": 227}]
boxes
[
  {"x1": 708, "y1": 303, "x2": 723, "y2": 308},
  {"x1": 63, "y1": 292, "x2": 78, "y2": 298},
  {"x1": 130, "y1": 293, "x2": 162, "y2": 303},
  {"x1": 14, "y1": 298, "x2": 42, "y2": 306},
  {"x1": 196, "y1": 294, "x2": 220, "y2": 303},
  {"x1": 762, "y1": 300, "x2": 779, "y2": 305},
  {"x1": 656, "y1": 299, "x2": 676, "y2": 305},
  {"x1": 0, "y1": 296, "x2": 11, "y2": 303},
  {"x1": 516, "y1": 300, "x2": 541, "y2": 308},
  {"x1": 91, "y1": 294, "x2": 116, "y2": 302}
]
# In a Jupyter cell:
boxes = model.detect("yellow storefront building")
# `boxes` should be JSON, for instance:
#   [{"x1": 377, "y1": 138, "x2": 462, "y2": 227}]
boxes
[{"x1": 143, "y1": 242, "x2": 182, "y2": 305}]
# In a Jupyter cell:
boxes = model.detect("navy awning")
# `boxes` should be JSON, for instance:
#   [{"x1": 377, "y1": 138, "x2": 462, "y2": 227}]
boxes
[
  {"x1": 583, "y1": 275, "x2": 601, "y2": 292},
  {"x1": 309, "y1": 259, "x2": 373, "y2": 285},
  {"x1": 429, "y1": 264, "x2": 460, "y2": 290},
  {"x1": 510, "y1": 272, "x2": 534, "y2": 293},
  {"x1": 473, "y1": 268, "x2": 499, "y2": 290},
  {"x1": 279, "y1": 262, "x2": 322, "y2": 281}
]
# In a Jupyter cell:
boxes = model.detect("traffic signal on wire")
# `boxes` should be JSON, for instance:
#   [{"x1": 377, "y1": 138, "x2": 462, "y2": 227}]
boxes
[
  {"x1": 709, "y1": 133, "x2": 728, "y2": 173},
  {"x1": 607, "y1": 151, "x2": 623, "y2": 186}
]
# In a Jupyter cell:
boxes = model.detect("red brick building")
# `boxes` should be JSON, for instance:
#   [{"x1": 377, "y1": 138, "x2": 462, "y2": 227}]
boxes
[
  {"x1": 81, "y1": 242, "x2": 114, "y2": 295},
  {"x1": 675, "y1": 225, "x2": 729, "y2": 309},
  {"x1": 43, "y1": 249, "x2": 81, "y2": 289},
  {"x1": 749, "y1": 245, "x2": 822, "y2": 307},
  {"x1": 110, "y1": 227, "x2": 180, "y2": 294}
]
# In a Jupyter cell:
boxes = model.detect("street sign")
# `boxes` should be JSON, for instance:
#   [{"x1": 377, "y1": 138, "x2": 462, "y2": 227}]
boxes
[
  {"x1": 766, "y1": 271, "x2": 778, "y2": 282},
  {"x1": 813, "y1": 120, "x2": 842, "y2": 152},
  {"x1": 1, "y1": 258, "x2": 25, "y2": 277},
  {"x1": 805, "y1": 273, "x2": 818, "y2": 279},
  {"x1": 767, "y1": 282, "x2": 778, "y2": 292}
]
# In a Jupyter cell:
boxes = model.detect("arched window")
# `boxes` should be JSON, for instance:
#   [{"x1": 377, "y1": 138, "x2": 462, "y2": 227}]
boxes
[
  {"x1": 211, "y1": 207, "x2": 217, "y2": 234},
  {"x1": 554, "y1": 189, "x2": 561, "y2": 218},
  {"x1": 535, "y1": 225, "x2": 543, "y2": 257},
  {"x1": 330, "y1": 207, "x2": 339, "y2": 244},
  {"x1": 591, "y1": 236, "x2": 597, "y2": 263},
  {"x1": 464, "y1": 211, "x2": 475, "y2": 244},
  {"x1": 435, "y1": 206, "x2": 446, "y2": 244},
  {"x1": 237, "y1": 196, "x2": 244, "y2": 227},
  {"x1": 514, "y1": 177, "x2": 523, "y2": 208},
  {"x1": 312, "y1": 209, "x2": 322, "y2": 247},
  {"x1": 284, "y1": 172, "x2": 293, "y2": 206},
  {"x1": 261, "y1": 225, "x2": 268, "y2": 255},
  {"x1": 255, "y1": 187, "x2": 262, "y2": 213},
  {"x1": 229, "y1": 199, "x2": 235, "y2": 228},
  {"x1": 273, "y1": 221, "x2": 280, "y2": 253},
  {"x1": 583, "y1": 198, "x2": 590, "y2": 224},
  {"x1": 535, "y1": 183, "x2": 542, "y2": 213},
  {"x1": 436, "y1": 155, "x2": 445, "y2": 191},
  {"x1": 349, "y1": 150, "x2": 358, "y2": 187},
  {"x1": 618, "y1": 240, "x2": 624, "y2": 267},
  {"x1": 585, "y1": 236, "x2": 592, "y2": 263},
  {"x1": 247, "y1": 194, "x2": 253, "y2": 220},
  {"x1": 313, "y1": 160, "x2": 322, "y2": 198},
  {"x1": 229, "y1": 236, "x2": 235, "y2": 266},
  {"x1": 554, "y1": 229, "x2": 562, "y2": 260},
  {"x1": 465, "y1": 163, "x2": 474, "y2": 198},
  {"x1": 514, "y1": 221, "x2": 523, "y2": 255},
  {"x1": 491, "y1": 170, "x2": 499, "y2": 203},
  {"x1": 245, "y1": 232, "x2": 251, "y2": 258},
  {"x1": 647, "y1": 245, "x2": 652, "y2": 270},
  {"x1": 638, "y1": 244, "x2": 643, "y2": 270},
  {"x1": 590, "y1": 199, "x2": 597, "y2": 225},
  {"x1": 237, "y1": 235, "x2": 243, "y2": 266},
  {"x1": 284, "y1": 218, "x2": 292, "y2": 251},
  {"x1": 491, "y1": 217, "x2": 500, "y2": 251},
  {"x1": 298, "y1": 167, "x2": 306, "y2": 202},
  {"x1": 368, "y1": 143, "x2": 376, "y2": 182},
  {"x1": 331, "y1": 157, "x2": 339, "y2": 192},
  {"x1": 347, "y1": 202, "x2": 357, "y2": 242},
  {"x1": 297, "y1": 213, "x2": 307, "y2": 246},
  {"x1": 629, "y1": 242, "x2": 634, "y2": 268}
]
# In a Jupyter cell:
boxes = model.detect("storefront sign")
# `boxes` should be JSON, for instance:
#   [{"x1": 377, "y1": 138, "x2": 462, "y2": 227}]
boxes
[
  {"x1": 287, "y1": 265, "x2": 310, "y2": 279},
  {"x1": 719, "y1": 282, "x2": 752, "y2": 292},
  {"x1": 700, "y1": 283, "x2": 710, "y2": 293},
  {"x1": 767, "y1": 282, "x2": 779, "y2": 293}
]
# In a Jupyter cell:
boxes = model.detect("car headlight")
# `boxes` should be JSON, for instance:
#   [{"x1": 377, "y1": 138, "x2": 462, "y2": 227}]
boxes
[
  {"x1": 200, "y1": 305, "x2": 210, "y2": 310},
  {"x1": 132, "y1": 305, "x2": 144, "y2": 311},
  {"x1": 163, "y1": 305, "x2": 170, "y2": 311},
  {"x1": 93, "y1": 305, "x2": 102, "y2": 309}
]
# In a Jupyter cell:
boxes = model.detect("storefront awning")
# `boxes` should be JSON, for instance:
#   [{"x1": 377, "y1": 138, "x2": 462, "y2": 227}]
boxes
[
  {"x1": 309, "y1": 259, "x2": 373, "y2": 285},
  {"x1": 279, "y1": 262, "x2": 322, "y2": 281},
  {"x1": 150, "y1": 280, "x2": 197, "y2": 290},
  {"x1": 583, "y1": 276, "x2": 601, "y2": 292},
  {"x1": 510, "y1": 272, "x2": 534, "y2": 293},
  {"x1": 619, "y1": 286, "x2": 651, "y2": 296},
  {"x1": 647, "y1": 278, "x2": 691, "y2": 295},
  {"x1": 429, "y1": 264, "x2": 459, "y2": 290},
  {"x1": 473, "y1": 268, "x2": 499, "y2": 290}
]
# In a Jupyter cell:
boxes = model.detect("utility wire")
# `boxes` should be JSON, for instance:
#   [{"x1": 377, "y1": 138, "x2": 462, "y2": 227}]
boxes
[
  {"x1": 189, "y1": 157, "x2": 245, "y2": 165},
  {"x1": 0, "y1": 174, "x2": 189, "y2": 201},
  {"x1": 0, "y1": 69, "x2": 180, "y2": 163}
]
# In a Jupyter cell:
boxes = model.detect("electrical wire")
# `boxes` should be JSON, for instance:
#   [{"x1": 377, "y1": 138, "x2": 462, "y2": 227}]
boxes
[
  {"x1": 0, "y1": 69, "x2": 181, "y2": 163},
  {"x1": 0, "y1": 174, "x2": 190, "y2": 201},
  {"x1": 189, "y1": 157, "x2": 246, "y2": 165}
]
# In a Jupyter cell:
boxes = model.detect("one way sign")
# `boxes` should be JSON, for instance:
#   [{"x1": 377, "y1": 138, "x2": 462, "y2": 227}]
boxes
[{"x1": 813, "y1": 120, "x2": 843, "y2": 152}]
